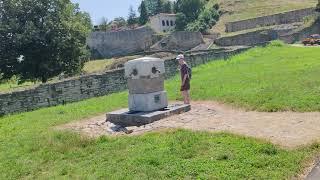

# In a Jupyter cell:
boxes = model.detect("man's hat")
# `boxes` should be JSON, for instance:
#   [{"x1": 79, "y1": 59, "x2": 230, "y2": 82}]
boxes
[{"x1": 176, "y1": 54, "x2": 184, "y2": 60}]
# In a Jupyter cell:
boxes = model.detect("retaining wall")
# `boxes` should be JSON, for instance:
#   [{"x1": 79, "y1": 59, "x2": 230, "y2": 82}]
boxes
[
  {"x1": 216, "y1": 20, "x2": 320, "y2": 46},
  {"x1": 280, "y1": 20, "x2": 320, "y2": 43},
  {"x1": 87, "y1": 27, "x2": 155, "y2": 59},
  {"x1": 150, "y1": 31, "x2": 204, "y2": 51},
  {"x1": 0, "y1": 48, "x2": 249, "y2": 116},
  {"x1": 215, "y1": 30, "x2": 274, "y2": 46},
  {"x1": 225, "y1": 8, "x2": 315, "y2": 32}
]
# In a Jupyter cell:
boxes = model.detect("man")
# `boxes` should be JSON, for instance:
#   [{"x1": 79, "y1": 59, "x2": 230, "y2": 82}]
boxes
[{"x1": 176, "y1": 54, "x2": 191, "y2": 104}]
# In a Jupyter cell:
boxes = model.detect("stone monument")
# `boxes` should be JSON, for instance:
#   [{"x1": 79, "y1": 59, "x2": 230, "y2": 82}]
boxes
[
  {"x1": 107, "y1": 57, "x2": 191, "y2": 127},
  {"x1": 125, "y1": 57, "x2": 168, "y2": 112}
]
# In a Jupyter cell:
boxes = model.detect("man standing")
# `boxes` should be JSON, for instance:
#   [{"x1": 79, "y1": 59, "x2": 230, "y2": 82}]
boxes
[{"x1": 176, "y1": 54, "x2": 191, "y2": 104}]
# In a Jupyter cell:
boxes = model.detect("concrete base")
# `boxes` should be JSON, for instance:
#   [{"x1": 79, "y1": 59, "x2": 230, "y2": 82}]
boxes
[
  {"x1": 129, "y1": 91, "x2": 168, "y2": 112},
  {"x1": 106, "y1": 104, "x2": 191, "y2": 127}
]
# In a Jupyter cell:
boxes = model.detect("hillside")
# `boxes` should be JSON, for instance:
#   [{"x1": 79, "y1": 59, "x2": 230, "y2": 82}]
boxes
[{"x1": 209, "y1": 0, "x2": 318, "y2": 33}]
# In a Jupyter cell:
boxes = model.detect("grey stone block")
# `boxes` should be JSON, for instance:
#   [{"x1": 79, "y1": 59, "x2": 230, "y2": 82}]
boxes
[
  {"x1": 129, "y1": 91, "x2": 168, "y2": 112},
  {"x1": 128, "y1": 76, "x2": 164, "y2": 94}
]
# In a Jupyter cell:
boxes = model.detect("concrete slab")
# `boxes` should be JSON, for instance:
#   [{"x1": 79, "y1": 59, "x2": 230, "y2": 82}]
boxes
[{"x1": 106, "y1": 104, "x2": 191, "y2": 127}]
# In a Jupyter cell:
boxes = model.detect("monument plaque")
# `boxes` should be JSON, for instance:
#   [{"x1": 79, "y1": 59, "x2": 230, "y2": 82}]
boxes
[{"x1": 107, "y1": 57, "x2": 191, "y2": 127}]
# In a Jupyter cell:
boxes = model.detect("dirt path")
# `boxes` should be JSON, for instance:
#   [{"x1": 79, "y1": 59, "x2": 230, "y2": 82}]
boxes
[{"x1": 58, "y1": 101, "x2": 320, "y2": 149}]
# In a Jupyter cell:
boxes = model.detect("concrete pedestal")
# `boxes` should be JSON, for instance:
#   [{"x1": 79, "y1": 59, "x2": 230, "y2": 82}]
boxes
[{"x1": 107, "y1": 104, "x2": 191, "y2": 127}]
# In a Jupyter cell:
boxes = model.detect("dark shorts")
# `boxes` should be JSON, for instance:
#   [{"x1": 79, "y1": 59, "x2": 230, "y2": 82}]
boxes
[{"x1": 180, "y1": 80, "x2": 190, "y2": 91}]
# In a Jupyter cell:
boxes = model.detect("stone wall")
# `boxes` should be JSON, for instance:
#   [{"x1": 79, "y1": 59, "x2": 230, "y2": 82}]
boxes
[
  {"x1": 215, "y1": 30, "x2": 274, "y2": 46},
  {"x1": 280, "y1": 19, "x2": 320, "y2": 43},
  {"x1": 225, "y1": 8, "x2": 315, "y2": 32},
  {"x1": 150, "y1": 31, "x2": 204, "y2": 51},
  {"x1": 0, "y1": 47, "x2": 249, "y2": 116},
  {"x1": 215, "y1": 21, "x2": 320, "y2": 46},
  {"x1": 87, "y1": 26, "x2": 155, "y2": 59}
]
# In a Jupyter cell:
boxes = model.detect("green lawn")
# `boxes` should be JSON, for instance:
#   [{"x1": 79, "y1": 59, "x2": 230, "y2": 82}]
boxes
[
  {"x1": 1, "y1": 43, "x2": 320, "y2": 179},
  {"x1": 167, "y1": 42, "x2": 320, "y2": 112}
]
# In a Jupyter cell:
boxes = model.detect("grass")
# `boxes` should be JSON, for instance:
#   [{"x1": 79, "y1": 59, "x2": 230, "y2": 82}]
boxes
[
  {"x1": 82, "y1": 58, "x2": 115, "y2": 74},
  {"x1": 1, "y1": 43, "x2": 320, "y2": 178},
  {"x1": 209, "y1": 0, "x2": 317, "y2": 33},
  {"x1": 0, "y1": 79, "x2": 36, "y2": 93},
  {"x1": 167, "y1": 42, "x2": 320, "y2": 112}
]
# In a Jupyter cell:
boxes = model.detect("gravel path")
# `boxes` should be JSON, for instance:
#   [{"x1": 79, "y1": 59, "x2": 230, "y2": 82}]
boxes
[{"x1": 58, "y1": 101, "x2": 320, "y2": 149}]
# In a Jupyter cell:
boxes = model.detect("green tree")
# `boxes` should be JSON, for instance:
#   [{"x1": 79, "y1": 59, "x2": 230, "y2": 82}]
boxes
[
  {"x1": 163, "y1": 1, "x2": 172, "y2": 13},
  {"x1": 174, "y1": 0, "x2": 205, "y2": 22},
  {"x1": 113, "y1": 17, "x2": 127, "y2": 28},
  {"x1": 155, "y1": 0, "x2": 163, "y2": 14},
  {"x1": 144, "y1": 0, "x2": 157, "y2": 15},
  {"x1": 186, "y1": 4, "x2": 220, "y2": 33},
  {"x1": 0, "y1": 0, "x2": 92, "y2": 83},
  {"x1": 139, "y1": 0, "x2": 149, "y2": 25},
  {"x1": 99, "y1": 17, "x2": 109, "y2": 31},
  {"x1": 143, "y1": 0, "x2": 171, "y2": 15},
  {"x1": 175, "y1": 12, "x2": 188, "y2": 31},
  {"x1": 316, "y1": 0, "x2": 320, "y2": 12},
  {"x1": 127, "y1": 5, "x2": 138, "y2": 28}
]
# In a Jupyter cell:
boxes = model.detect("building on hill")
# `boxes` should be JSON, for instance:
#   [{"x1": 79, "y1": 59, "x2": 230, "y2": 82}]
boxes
[{"x1": 150, "y1": 13, "x2": 177, "y2": 33}]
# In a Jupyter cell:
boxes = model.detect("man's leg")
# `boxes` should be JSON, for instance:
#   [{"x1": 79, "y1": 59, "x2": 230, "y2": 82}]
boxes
[
  {"x1": 185, "y1": 90, "x2": 190, "y2": 104},
  {"x1": 181, "y1": 90, "x2": 190, "y2": 104},
  {"x1": 181, "y1": 91, "x2": 186, "y2": 104}
]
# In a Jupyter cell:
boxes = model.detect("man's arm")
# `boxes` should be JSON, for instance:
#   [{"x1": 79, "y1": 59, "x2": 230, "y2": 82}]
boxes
[{"x1": 182, "y1": 74, "x2": 188, "y2": 86}]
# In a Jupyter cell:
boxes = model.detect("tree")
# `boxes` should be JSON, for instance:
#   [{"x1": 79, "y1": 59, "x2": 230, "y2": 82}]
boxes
[
  {"x1": 144, "y1": 0, "x2": 158, "y2": 15},
  {"x1": 155, "y1": 0, "x2": 163, "y2": 14},
  {"x1": 175, "y1": 12, "x2": 188, "y2": 31},
  {"x1": 316, "y1": 0, "x2": 320, "y2": 12},
  {"x1": 113, "y1": 17, "x2": 127, "y2": 28},
  {"x1": 0, "y1": 0, "x2": 92, "y2": 83},
  {"x1": 139, "y1": 0, "x2": 149, "y2": 25},
  {"x1": 163, "y1": 1, "x2": 172, "y2": 13},
  {"x1": 127, "y1": 5, "x2": 138, "y2": 28},
  {"x1": 174, "y1": 0, "x2": 205, "y2": 22},
  {"x1": 143, "y1": 0, "x2": 171, "y2": 15},
  {"x1": 186, "y1": 4, "x2": 220, "y2": 33},
  {"x1": 99, "y1": 17, "x2": 109, "y2": 31}
]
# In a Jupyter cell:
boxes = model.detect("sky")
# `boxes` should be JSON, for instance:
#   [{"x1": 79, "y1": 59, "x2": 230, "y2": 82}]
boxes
[{"x1": 71, "y1": 0, "x2": 142, "y2": 25}]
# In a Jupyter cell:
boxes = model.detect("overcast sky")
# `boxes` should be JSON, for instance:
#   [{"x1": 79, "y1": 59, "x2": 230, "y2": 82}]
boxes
[{"x1": 71, "y1": 0, "x2": 142, "y2": 25}]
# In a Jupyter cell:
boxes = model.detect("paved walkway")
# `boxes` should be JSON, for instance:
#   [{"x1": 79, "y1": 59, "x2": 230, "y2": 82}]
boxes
[{"x1": 59, "y1": 101, "x2": 320, "y2": 149}]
